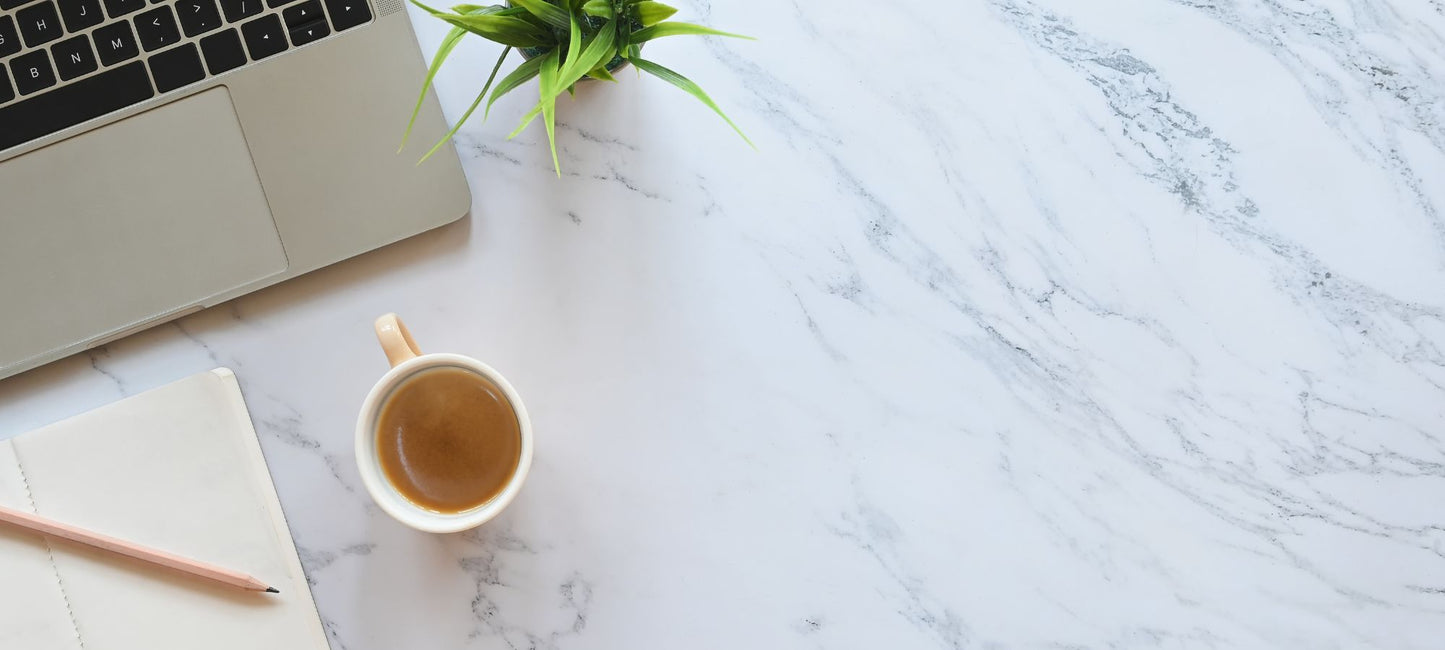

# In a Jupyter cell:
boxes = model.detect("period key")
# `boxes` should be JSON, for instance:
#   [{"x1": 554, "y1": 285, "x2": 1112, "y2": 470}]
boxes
[{"x1": 176, "y1": 0, "x2": 221, "y2": 37}]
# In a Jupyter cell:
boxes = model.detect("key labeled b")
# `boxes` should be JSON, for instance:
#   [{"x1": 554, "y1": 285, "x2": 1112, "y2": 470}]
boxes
[{"x1": 9, "y1": 50, "x2": 57, "y2": 94}]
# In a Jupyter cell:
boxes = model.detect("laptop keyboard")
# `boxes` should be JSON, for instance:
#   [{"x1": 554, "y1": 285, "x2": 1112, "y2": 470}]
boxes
[{"x1": 0, "y1": 0, "x2": 371, "y2": 151}]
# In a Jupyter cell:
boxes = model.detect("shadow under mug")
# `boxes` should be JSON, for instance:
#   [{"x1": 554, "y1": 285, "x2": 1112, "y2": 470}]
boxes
[{"x1": 355, "y1": 314, "x2": 533, "y2": 533}]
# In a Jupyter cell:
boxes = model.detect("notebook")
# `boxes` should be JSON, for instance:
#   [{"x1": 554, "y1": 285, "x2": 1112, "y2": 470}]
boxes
[{"x1": 0, "y1": 369, "x2": 329, "y2": 650}]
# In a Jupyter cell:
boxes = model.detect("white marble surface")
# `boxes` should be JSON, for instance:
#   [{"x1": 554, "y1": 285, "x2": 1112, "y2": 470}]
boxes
[{"x1": 4, "y1": 0, "x2": 1445, "y2": 647}]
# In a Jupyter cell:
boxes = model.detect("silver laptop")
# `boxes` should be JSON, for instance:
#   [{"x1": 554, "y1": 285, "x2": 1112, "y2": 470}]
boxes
[{"x1": 0, "y1": 0, "x2": 470, "y2": 379}]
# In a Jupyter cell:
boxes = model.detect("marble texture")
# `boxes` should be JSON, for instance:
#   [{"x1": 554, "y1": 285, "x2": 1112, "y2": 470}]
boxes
[{"x1": 3, "y1": 0, "x2": 1445, "y2": 647}]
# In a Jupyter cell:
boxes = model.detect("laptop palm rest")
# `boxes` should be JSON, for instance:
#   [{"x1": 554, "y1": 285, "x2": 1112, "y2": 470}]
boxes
[{"x1": 0, "y1": 87, "x2": 288, "y2": 372}]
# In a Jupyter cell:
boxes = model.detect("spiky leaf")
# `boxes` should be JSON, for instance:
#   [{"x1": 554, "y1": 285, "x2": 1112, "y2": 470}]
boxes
[
  {"x1": 448, "y1": 3, "x2": 502, "y2": 13},
  {"x1": 538, "y1": 48, "x2": 563, "y2": 175},
  {"x1": 399, "y1": 24, "x2": 469, "y2": 151},
  {"x1": 415, "y1": 3, "x2": 551, "y2": 48},
  {"x1": 415, "y1": 47, "x2": 513, "y2": 163},
  {"x1": 401, "y1": 3, "x2": 505, "y2": 150},
  {"x1": 630, "y1": 1, "x2": 675, "y2": 26},
  {"x1": 581, "y1": 0, "x2": 611, "y2": 18},
  {"x1": 558, "y1": 18, "x2": 615, "y2": 88},
  {"x1": 632, "y1": 57, "x2": 752, "y2": 147},
  {"x1": 485, "y1": 52, "x2": 546, "y2": 119},
  {"x1": 629, "y1": 21, "x2": 752, "y2": 44},
  {"x1": 507, "y1": 0, "x2": 570, "y2": 29},
  {"x1": 564, "y1": 4, "x2": 581, "y2": 69},
  {"x1": 586, "y1": 66, "x2": 617, "y2": 81}
]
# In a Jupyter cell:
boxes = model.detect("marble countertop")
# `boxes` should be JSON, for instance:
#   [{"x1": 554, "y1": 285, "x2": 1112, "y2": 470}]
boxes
[{"x1": 4, "y1": 0, "x2": 1445, "y2": 647}]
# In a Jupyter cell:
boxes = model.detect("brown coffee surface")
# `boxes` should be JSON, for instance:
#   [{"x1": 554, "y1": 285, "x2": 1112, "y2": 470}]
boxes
[{"x1": 376, "y1": 367, "x2": 521, "y2": 513}]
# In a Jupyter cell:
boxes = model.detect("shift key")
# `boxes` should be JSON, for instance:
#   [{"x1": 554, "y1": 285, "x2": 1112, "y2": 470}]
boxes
[{"x1": 0, "y1": 61, "x2": 154, "y2": 151}]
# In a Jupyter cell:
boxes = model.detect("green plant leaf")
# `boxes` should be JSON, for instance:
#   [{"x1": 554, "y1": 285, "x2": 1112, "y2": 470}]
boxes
[
  {"x1": 497, "y1": 5, "x2": 550, "y2": 30},
  {"x1": 632, "y1": 57, "x2": 752, "y2": 147},
  {"x1": 417, "y1": 5, "x2": 552, "y2": 48},
  {"x1": 399, "y1": 23, "x2": 469, "y2": 152},
  {"x1": 448, "y1": 3, "x2": 502, "y2": 13},
  {"x1": 630, "y1": 1, "x2": 675, "y2": 26},
  {"x1": 485, "y1": 52, "x2": 546, "y2": 120},
  {"x1": 586, "y1": 65, "x2": 616, "y2": 82},
  {"x1": 507, "y1": 0, "x2": 570, "y2": 30},
  {"x1": 508, "y1": 104, "x2": 542, "y2": 138},
  {"x1": 580, "y1": 0, "x2": 611, "y2": 18},
  {"x1": 401, "y1": 3, "x2": 513, "y2": 151},
  {"x1": 558, "y1": 18, "x2": 615, "y2": 88},
  {"x1": 538, "y1": 48, "x2": 563, "y2": 175},
  {"x1": 509, "y1": 17, "x2": 613, "y2": 154},
  {"x1": 629, "y1": 21, "x2": 752, "y2": 44},
  {"x1": 564, "y1": 5, "x2": 581, "y2": 69},
  {"x1": 417, "y1": 46, "x2": 512, "y2": 163}
]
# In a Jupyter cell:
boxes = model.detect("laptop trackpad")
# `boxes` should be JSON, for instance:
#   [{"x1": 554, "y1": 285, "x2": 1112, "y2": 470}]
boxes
[{"x1": 0, "y1": 88, "x2": 287, "y2": 367}]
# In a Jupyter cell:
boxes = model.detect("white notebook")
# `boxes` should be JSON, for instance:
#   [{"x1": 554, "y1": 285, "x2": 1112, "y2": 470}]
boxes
[{"x1": 0, "y1": 369, "x2": 329, "y2": 650}]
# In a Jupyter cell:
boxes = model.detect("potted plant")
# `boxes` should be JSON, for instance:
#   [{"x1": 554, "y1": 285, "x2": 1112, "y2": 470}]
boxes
[{"x1": 400, "y1": 0, "x2": 752, "y2": 174}]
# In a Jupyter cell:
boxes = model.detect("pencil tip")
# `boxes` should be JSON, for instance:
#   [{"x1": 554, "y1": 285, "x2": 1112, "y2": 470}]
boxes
[{"x1": 265, "y1": 587, "x2": 279, "y2": 593}]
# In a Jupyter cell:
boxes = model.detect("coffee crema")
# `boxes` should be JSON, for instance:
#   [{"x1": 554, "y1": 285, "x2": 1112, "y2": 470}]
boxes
[{"x1": 375, "y1": 366, "x2": 522, "y2": 514}]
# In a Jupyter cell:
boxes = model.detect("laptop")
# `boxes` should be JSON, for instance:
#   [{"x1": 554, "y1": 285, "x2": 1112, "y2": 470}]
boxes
[{"x1": 0, "y1": 0, "x2": 470, "y2": 380}]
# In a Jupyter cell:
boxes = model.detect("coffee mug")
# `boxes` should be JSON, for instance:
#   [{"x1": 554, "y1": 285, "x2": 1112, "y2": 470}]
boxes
[{"x1": 355, "y1": 313, "x2": 533, "y2": 533}]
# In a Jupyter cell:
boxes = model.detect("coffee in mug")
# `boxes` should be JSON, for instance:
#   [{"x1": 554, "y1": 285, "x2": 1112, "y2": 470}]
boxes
[
  {"x1": 375, "y1": 366, "x2": 522, "y2": 513},
  {"x1": 356, "y1": 314, "x2": 533, "y2": 533}
]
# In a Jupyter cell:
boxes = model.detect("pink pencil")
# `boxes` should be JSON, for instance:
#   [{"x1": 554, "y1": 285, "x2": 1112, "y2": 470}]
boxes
[{"x1": 0, "y1": 503, "x2": 278, "y2": 594}]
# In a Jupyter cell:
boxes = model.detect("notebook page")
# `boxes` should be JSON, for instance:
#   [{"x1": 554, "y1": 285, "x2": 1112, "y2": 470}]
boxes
[
  {"x1": 9, "y1": 370, "x2": 329, "y2": 650},
  {"x1": 0, "y1": 440, "x2": 83, "y2": 650}
]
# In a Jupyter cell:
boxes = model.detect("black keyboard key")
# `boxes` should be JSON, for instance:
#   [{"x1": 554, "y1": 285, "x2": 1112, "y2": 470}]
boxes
[
  {"x1": 0, "y1": 17, "x2": 21, "y2": 58},
  {"x1": 9, "y1": 50, "x2": 55, "y2": 94},
  {"x1": 280, "y1": 0, "x2": 318, "y2": 27},
  {"x1": 133, "y1": 5, "x2": 177, "y2": 51},
  {"x1": 18, "y1": 2, "x2": 63, "y2": 48},
  {"x1": 51, "y1": 35, "x2": 96, "y2": 79},
  {"x1": 240, "y1": 13, "x2": 284, "y2": 59},
  {"x1": 288, "y1": 17, "x2": 325, "y2": 46},
  {"x1": 57, "y1": 0, "x2": 103, "y2": 32},
  {"x1": 0, "y1": 0, "x2": 38, "y2": 10},
  {"x1": 324, "y1": 0, "x2": 368, "y2": 32},
  {"x1": 0, "y1": 68, "x2": 13, "y2": 104},
  {"x1": 92, "y1": 21, "x2": 138, "y2": 65},
  {"x1": 176, "y1": 0, "x2": 221, "y2": 36},
  {"x1": 265, "y1": 0, "x2": 296, "y2": 8},
  {"x1": 102, "y1": 0, "x2": 144, "y2": 17},
  {"x1": 218, "y1": 0, "x2": 260, "y2": 22},
  {"x1": 148, "y1": 41, "x2": 202, "y2": 92},
  {"x1": 199, "y1": 27, "x2": 243, "y2": 74}
]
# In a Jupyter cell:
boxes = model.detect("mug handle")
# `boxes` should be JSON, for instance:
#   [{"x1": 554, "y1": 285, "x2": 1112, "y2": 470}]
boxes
[{"x1": 374, "y1": 313, "x2": 422, "y2": 368}]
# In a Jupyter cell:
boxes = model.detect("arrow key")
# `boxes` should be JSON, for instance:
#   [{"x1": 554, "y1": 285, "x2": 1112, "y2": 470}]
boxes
[
  {"x1": 240, "y1": 13, "x2": 285, "y2": 60},
  {"x1": 281, "y1": 0, "x2": 319, "y2": 28},
  {"x1": 322, "y1": 0, "x2": 368, "y2": 32},
  {"x1": 288, "y1": 16, "x2": 327, "y2": 46}
]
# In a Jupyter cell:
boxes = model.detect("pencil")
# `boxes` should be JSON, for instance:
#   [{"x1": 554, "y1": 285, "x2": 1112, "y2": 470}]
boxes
[{"x1": 0, "y1": 503, "x2": 279, "y2": 594}]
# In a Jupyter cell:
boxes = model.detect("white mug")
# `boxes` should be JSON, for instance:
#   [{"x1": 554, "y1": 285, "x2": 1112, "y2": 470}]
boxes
[{"x1": 355, "y1": 313, "x2": 533, "y2": 533}]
